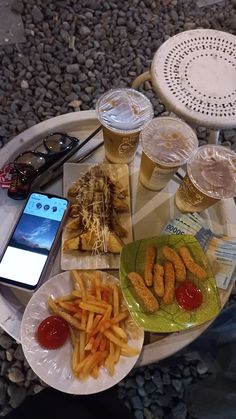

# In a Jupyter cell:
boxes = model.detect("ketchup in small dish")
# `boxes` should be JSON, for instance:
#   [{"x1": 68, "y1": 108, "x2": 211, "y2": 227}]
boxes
[
  {"x1": 37, "y1": 316, "x2": 69, "y2": 349},
  {"x1": 175, "y1": 281, "x2": 203, "y2": 311}
]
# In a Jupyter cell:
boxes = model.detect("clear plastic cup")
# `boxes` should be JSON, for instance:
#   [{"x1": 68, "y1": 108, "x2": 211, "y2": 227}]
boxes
[
  {"x1": 175, "y1": 145, "x2": 236, "y2": 213},
  {"x1": 96, "y1": 88, "x2": 154, "y2": 164},
  {"x1": 139, "y1": 117, "x2": 199, "y2": 191}
]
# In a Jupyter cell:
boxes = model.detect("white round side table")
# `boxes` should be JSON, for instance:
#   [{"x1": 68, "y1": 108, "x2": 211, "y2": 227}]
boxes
[
  {"x1": 0, "y1": 110, "x2": 235, "y2": 367},
  {"x1": 132, "y1": 29, "x2": 236, "y2": 143}
]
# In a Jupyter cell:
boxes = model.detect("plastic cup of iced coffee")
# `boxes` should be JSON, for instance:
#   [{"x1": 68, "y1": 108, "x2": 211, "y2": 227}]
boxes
[
  {"x1": 175, "y1": 145, "x2": 236, "y2": 213},
  {"x1": 96, "y1": 88, "x2": 154, "y2": 164},
  {"x1": 139, "y1": 117, "x2": 198, "y2": 191}
]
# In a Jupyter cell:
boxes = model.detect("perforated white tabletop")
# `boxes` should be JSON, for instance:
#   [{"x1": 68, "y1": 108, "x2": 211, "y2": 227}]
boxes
[{"x1": 151, "y1": 29, "x2": 236, "y2": 129}]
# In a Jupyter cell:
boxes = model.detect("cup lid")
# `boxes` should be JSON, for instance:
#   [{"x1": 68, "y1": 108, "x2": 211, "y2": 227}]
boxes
[
  {"x1": 96, "y1": 88, "x2": 154, "y2": 133},
  {"x1": 141, "y1": 117, "x2": 198, "y2": 167},
  {"x1": 187, "y1": 145, "x2": 236, "y2": 199}
]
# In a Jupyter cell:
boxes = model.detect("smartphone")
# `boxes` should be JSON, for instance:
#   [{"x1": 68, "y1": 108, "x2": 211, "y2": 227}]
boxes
[{"x1": 0, "y1": 192, "x2": 69, "y2": 291}]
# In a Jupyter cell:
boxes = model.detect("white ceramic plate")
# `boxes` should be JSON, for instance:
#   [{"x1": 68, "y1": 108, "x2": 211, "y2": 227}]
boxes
[
  {"x1": 61, "y1": 163, "x2": 133, "y2": 270},
  {"x1": 21, "y1": 271, "x2": 144, "y2": 394}
]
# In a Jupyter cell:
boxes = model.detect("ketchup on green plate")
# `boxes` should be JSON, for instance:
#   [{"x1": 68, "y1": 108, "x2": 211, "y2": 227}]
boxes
[
  {"x1": 175, "y1": 281, "x2": 203, "y2": 311},
  {"x1": 36, "y1": 316, "x2": 69, "y2": 349}
]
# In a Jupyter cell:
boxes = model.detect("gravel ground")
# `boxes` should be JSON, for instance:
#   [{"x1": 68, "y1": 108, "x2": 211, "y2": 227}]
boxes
[
  {"x1": 0, "y1": 0, "x2": 236, "y2": 148},
  {"x1": 0, "y1": 0, "x2": 236, "y2": 417},
  {"x1": 0, "y1": 326, "x2": 214, "y2": 418}
]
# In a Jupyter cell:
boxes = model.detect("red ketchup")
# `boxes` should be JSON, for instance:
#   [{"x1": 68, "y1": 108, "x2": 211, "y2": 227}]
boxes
[
  {"x1": 36, "y1": 316, "x2": 69, "y2": 349},
  {"x1": 175, "y1": 281, "x2": 203, "y2": 311}
]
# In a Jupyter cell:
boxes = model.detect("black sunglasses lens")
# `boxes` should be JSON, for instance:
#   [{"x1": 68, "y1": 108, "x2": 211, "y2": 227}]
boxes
[
  {"x1": 14, "y1": 153, "x2": 46, "y2": 176},
  {"x1": 34, "y1": 143, "x2": 48, "y2": 153},
  {"x1": 45, "y1": 134, "x2": 73, "y2": 153}
]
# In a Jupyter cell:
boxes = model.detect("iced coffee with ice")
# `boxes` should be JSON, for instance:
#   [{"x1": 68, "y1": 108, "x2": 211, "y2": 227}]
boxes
[
  {"x1": 96, "y1": 88, "x2": 153, "y2": 164},
  {"x1": 175, "y1": 145, "x2": 236, "y2": 213},
  {"x1": 139, "y1": 117, "x2": 198, "y2": 191}
]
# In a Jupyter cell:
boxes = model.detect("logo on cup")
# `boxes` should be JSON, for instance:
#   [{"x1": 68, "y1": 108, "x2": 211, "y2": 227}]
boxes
[
  {"x1": 180, "y1": 177, "x2": 204, "y2": 206},
  {"x1": 118, "y1": 138, "x2": 136, "y2": 156}
]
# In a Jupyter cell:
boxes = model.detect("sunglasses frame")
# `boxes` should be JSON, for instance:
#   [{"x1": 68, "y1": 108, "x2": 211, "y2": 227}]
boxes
[{"x1": 14, "y1": 132, "x2": 79, "y2": 180}]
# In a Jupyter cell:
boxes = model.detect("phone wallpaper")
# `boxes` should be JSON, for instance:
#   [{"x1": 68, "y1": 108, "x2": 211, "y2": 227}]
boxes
[{"x1": 9, "y1": 213, "x2": 60, "y2": 256}]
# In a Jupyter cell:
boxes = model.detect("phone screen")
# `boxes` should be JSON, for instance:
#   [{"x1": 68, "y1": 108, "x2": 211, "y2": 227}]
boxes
[{"x1": 0, "y1": 193, "x2": 68, "y2": 289}]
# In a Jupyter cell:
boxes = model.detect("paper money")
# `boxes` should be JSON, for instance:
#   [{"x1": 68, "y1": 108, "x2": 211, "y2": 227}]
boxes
[{"x1": 163, "y1": 213, "x2": 236, "y2": 290}]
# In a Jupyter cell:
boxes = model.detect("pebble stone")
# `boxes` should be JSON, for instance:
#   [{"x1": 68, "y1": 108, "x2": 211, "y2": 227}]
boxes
[
  {"x1": 66, "y1": 64, "x2": 80, "y2": 74},
  {"x1": 144, "y1": 381, "x2": 156, "y2": 394},
  {"x1": 9, "y1": 387, "x2": 27, "y2": 409},
  {"x1": 6, "y1": 351, "x2": 14, "y2": 363},
  {"x1": 33, "y1": 384, "x2": 45, "y2": 394},
  {"x1": 223, "y1": 130, "x2": 236, "y2": 141},
  {"x1": 14, "y1": 346, "x2": 24, "y2": 362},
  {"x1": 8, "y1": 368, "x2": 25, "y2": 384},
  {"x1": 26, "y1": 369, "x2": 38, "y2": 382},
  {"x1": 137, "y1": 387, "x2": 147, "y2": 398},
  {"x1": 0, "y1": 336, "x2": 13, "y2": 351},
  {"x1": 134, "y1": 411, "x2": 144, "y2": 419},
  {"x1": 172, "y1": 378, "x2": 183, "y2": 392},
  {"x1": 172, "y1": 401, "x2": 187, "y2": 419},
  {"x1": 143, "y1": 407, "x2": 153, "y2": 419},
  {"x1": 0, "y1": 380, "x2": 7, "y2": 405},
  {"x1": 162, "y1": 373, "x2": 171, "y2": 385},
  {"x1": 20, "y1": 80, "x2": 29, "y2": 89},
  {"x1": 0, "y1": 361, "x2": 10, "y2": 377},
  {"x1": 79, "y1": 26, "x2": 91, "y2": 39},
  {"x1": 131, "y1": 395, "x2": 143, "y2": 410},
  {"x1": 135, "y1": 374, "x2": 145, "y2": 387},
  {"x1": 196, "y1": 361, "x2": 209, "y2": 375},
  {"x1": 32, "y1": 6, "x2": 43, "y2": 23}
]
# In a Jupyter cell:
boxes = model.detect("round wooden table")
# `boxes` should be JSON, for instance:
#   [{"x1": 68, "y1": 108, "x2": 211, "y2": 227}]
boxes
[{"x1": 0, "y1": 110, "x2": 235, "y2": 366}]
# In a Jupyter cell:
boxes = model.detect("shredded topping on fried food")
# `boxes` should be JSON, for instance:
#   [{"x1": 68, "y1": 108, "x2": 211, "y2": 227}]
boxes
[{"x1": 64, "y1": 166, "x2": 129, "y2": 254}]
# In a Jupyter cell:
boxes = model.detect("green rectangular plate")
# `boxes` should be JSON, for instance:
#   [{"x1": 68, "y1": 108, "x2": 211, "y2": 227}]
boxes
[{"x1": 119, "y1": 234, "x2": 221, "y2": 333}]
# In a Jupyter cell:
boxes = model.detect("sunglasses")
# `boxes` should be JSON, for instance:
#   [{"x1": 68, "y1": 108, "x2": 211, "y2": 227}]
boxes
[
  {"x1": 8, "y1": 126, "x2": 103, "y2": 200},
  {"x1": 14, "y1": 132, "x2": 79, "y2": 180}
]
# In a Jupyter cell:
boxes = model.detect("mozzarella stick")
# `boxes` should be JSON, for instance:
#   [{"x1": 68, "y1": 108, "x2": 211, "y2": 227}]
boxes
[
  {"x1": 153, "y1": 264, "x2": 164, "y2": 298},
  {"x1": 144, "y1": 245, "x2": 156, "y2": 287},
  {"x1": 178, "y1": 247, "x2": 207, "y2": 280},
  {"x1": 163, "y1": 262, "x2": 175, "y2": 305},
  {"x1": 128, "y1": 272, "x2": 159, "y2": 313},
  {"x1": 162, "y1": 246, "x2": 186, "y2": 282}
]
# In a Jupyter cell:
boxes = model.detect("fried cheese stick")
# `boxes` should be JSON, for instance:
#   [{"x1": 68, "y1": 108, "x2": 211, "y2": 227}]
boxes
[
  {"x1": 144, "y1": 245, "x2": 156, "y2": 287},
  {"x1": 128, "y1": 272, "x2": 159, "y2": 313},
  {"x1": 178, "y1": 247, "x2": 207, "y2": 280},
  {"x1": 163, "y1": 262, "x2": 175, "y2": 305},
  {"x1": 162, "y1": 246, "x2": 186, "y2": 282},
  {"x1": 153, "y1": 264, "x2": 164, "y2": 298}
]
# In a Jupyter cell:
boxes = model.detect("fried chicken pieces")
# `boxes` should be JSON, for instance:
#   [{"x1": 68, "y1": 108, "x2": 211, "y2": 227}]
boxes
[
  {"x1": 178, "y1": 247, "x2": 207, "y2": 280},
  {"x1": 128, "y1": 244, "x2": 207, "y2": 313},
  {"x1": 128, "y1": 272, "x2": 159, "y2": 313},
  {"x1": 63, "y1": 166, "x2": 130, "y2": 254}
]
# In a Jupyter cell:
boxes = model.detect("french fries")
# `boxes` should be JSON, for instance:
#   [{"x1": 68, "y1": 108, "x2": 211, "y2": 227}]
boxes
[{"x1": 48, "y1": 271, "x2": 140, "y2": 381}]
